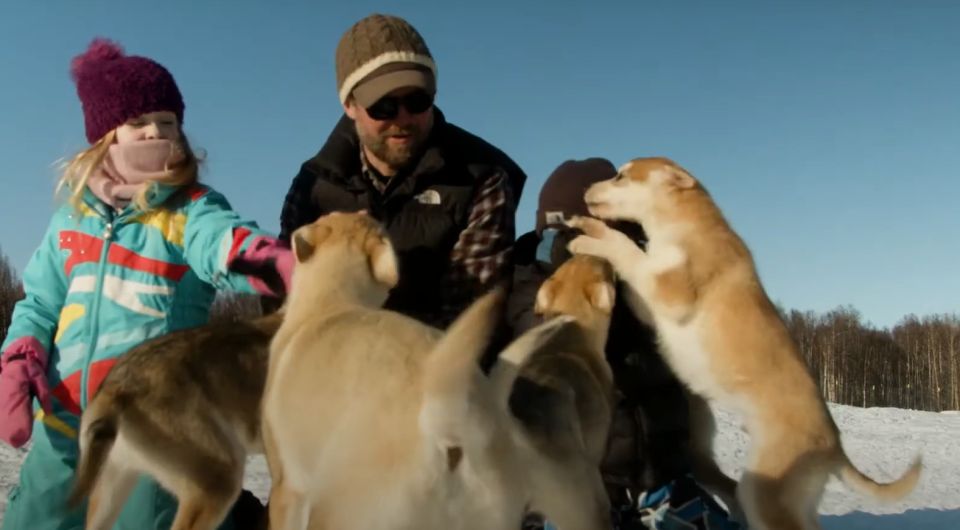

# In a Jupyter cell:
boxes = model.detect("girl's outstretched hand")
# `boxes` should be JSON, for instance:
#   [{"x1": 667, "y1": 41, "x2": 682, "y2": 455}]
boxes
[{"x1": 227, "y1": 235, "x2": 294, "y2": 298}]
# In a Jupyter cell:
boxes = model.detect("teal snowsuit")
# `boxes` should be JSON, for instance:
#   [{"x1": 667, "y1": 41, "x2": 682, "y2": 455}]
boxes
[{"x1": 1, "y1": 183, "x2": 276, "y2": 529}]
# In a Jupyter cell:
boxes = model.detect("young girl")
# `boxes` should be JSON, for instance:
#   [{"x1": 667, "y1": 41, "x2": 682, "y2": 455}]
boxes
[{"x1": 0, "y1": 38, "x2": 291, "y2": 529}]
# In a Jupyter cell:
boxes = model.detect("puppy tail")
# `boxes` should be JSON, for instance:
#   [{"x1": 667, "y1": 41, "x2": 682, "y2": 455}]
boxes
[
  {"x1": 418, "y1": 286, "x2": 507, "y2": 464},
  {"x1": 67, "y1": 392, "x2": 121, "y2": 508},
  {"x1": 488, "y1": 315, "x2": 575, "y2": 410},
  {"x1": 839, "y1": 454, "x2": 923, "y2": 502}
]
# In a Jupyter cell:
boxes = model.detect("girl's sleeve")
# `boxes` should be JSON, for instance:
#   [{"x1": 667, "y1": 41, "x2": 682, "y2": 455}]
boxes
[
  {"x1": 182, "y1": 187, "x2": 291, "y2": 297},
  {"x1": 1, "y1": 215, "x2": 68, "y2": 357}
]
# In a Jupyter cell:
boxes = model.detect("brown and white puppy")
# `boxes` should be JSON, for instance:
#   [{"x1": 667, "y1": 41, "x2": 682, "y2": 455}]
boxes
[
  {"x1": 566, "y1": 157, "x2": 922, "y2": 530},
  {"x1": 509, "y1": 254, "x2": 618, "y2": 526},
  {"x1": 261, "y1": 211, "x2": 587, "y2": 530},
  {"x1": 67, "y1": 311, "x2": 281, "y2": 530}
]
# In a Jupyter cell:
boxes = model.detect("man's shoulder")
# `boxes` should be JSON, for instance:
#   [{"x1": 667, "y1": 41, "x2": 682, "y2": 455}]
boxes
[
  {"x1": 436, "y1": 115, "x2": 527, "y2": 199},
  {"x1": 301, "y1": 113, "x2": 361, "y2": 179},
  {"x1": 438, "y1": 119, "x2": 520, "y2": 169},
  {"x1": 438, "y1": 120, "x2": 502, "y2": 158}
]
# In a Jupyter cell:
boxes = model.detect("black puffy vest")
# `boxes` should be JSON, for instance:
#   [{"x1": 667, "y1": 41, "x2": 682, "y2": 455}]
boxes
[{"x1": 278, "y1": 110, "x2": 526, "y2": 326}]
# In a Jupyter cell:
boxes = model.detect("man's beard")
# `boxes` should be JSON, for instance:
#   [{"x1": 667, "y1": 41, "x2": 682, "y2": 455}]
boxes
[{"x1": 358, "y1": 124, "x2": 427, "y2": 171}]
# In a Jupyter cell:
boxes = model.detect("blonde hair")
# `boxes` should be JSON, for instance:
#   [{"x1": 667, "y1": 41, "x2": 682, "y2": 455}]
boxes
[{"x1": 56, "y1": 129, "x2": 202, "y2": 212}]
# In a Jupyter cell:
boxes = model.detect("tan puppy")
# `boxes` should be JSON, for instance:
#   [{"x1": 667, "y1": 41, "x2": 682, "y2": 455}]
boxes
[
  {"x1": 261, "y1": 212, "x2": 591, "y2": 530},
  {"x1": 525, "y1": 249, "x2": 739, "y2": 522},
  {"x1": 509, "y1": 254, "x2": 618, "y2": 524},
  {"x1": 566, "y1": 157, "x2": 922, "y2": 530},
  {"x1": 67, "y1": 311, "x2": 281, "y2": 530},
  {"x1": 510, "y1": 256, "x2": 614, "y2": 466}
]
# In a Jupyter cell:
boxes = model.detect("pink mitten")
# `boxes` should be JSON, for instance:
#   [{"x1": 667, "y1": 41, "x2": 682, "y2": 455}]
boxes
[
  {"x1": 0, "y1": 337, "x2": 51, "y2": 448},
  {"x1": 228, "y1": 235, "x2": 294, "y2": 297}
]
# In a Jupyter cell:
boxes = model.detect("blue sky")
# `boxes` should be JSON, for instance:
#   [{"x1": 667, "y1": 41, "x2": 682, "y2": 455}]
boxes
[{"x1": 0, "y1": 1, "x2": 957, "y2": 329}]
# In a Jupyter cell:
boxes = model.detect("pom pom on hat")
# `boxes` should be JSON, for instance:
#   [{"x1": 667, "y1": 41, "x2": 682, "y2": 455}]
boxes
[{"x1": 70, "y1": 38, "x2": 125, "y2": 80}]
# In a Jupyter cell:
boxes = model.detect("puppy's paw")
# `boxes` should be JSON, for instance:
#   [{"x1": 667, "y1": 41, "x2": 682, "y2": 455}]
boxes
[
  {"x1": 567, "y1": 234, "x2": 612, "y2": 259},
  {"x1": 565, "y1": 216, "x2": 610, "y2": 239}
]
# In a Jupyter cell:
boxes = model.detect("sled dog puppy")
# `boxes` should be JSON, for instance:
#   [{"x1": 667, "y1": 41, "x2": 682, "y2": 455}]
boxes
[
  {"x1": 509, "y1": 254, "x2": 618, "y2": 525},
  {"x1": 262, "y1": 211, "x2": 603, "y2": 530},
  {"x1": 566, "y1": 157, "x2": 922, "y2": 530},
  {"x1": 516, "y1": 254, "x2": 618, "y2": 464},
  {"x1": 68, "y1": 310, "x2": 282, "y2": 530},
  {"x1": 518, "y1": 252, "x2": 739, "y2": 524}
]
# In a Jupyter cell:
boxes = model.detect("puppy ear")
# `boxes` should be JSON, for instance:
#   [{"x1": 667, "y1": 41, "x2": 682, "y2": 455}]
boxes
[
  {"x1": 666, "y1": 166, "x2": 696, "y2": 190},
  {"x1": 534, "y1": 280, "x2": 555, "y2": 315},
  {"x1": 588, "y1": 282, "x2": 616, "y2": 314},
  {"x1": 292, "y1": 227, "x2": 314, "y2": 263},
  {"x1": 292, "y1": 224, "x2": 332, "y2": 263},
  {"x1": 365, "y1": 234, "x2": 399, "y2": 288}
]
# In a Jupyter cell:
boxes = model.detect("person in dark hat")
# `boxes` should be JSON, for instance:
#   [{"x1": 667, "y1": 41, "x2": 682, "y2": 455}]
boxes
[
  {"x1": 272, "y1": 13, "x2": 528, "y2": 329},
  {"x1": 508, "y1": 158, "x2": 741, "y2": 530}
]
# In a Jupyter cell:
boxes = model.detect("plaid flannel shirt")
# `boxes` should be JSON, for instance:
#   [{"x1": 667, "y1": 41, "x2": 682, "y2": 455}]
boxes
[{"x1": 361, "y1": 150, "x2": 515, "y2": 326}]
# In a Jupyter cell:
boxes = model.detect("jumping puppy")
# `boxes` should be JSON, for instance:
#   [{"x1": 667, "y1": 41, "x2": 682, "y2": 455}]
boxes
[
  {"x1": 261, "y1": 211, "x2": 587, "y2": 530},
  {"x1": 67, "y1": 310, "x2": 282, "y2": 530},
  {"x1": 566, "y1": 157, "x2": 922, "y2": 530}
]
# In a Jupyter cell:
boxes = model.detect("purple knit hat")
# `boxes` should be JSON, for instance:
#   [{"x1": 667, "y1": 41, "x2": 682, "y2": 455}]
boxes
[{"x1": 70, "y1": 38, "x2": 185, "y2": 144}]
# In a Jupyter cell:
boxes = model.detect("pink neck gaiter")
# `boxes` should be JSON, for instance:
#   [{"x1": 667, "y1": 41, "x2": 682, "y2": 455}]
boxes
[{"x1": 86, "y1": 139, "x2": 186, "y2": 209}]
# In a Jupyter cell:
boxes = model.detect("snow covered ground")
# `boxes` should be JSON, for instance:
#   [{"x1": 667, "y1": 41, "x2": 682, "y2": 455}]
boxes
[
  {"x1": 2, "y1": 403, "x2": 958, "y2": 528},
  {"x1": 711, "y1": 404, "x2": 960, "y2": 529}
]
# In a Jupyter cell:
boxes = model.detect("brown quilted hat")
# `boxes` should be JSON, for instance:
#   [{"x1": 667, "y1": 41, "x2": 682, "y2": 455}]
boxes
[{"x1": 335, "y1": 14, "x2": 437, "y2": 107}]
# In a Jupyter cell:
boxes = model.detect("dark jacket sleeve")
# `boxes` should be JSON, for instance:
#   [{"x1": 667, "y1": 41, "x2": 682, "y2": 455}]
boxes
[
  {"x1": 504, "y1": 231, "x2": 547, "y2": 334},
  {"x1": 506, "y1": 263, "x2": 544, "y2": 336},
  {"x1": 262, "y1": 162, "x2": 322, "y2": 314},
  {"x1": 278, "y1": 163, "x2": 322, "y2": 243}
]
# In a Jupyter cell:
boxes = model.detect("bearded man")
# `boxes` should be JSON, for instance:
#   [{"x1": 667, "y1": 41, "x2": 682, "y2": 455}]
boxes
[{"x1": 275, "y1": 13, "x2": 527, "y2": 327}]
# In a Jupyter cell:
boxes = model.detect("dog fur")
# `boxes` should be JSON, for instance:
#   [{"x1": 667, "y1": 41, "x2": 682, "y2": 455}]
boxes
[
  {"x1": 509, "y1": 254, "x2": 618, "y2": 524},
  {"x1": 67, "y1": 311, "x2": 281, "y2": 530},
  {"x1": 566, "y1": 157, "x2": 922, "y2": 530},
  {"x1": 510, "y1": 256, "x2": 615, "y2": 466},
  {"x1": 261, "y1": 211, "x2": 604, "y2": 530}
]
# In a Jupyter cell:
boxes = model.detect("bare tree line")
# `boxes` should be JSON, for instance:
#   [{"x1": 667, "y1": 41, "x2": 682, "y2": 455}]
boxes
[
  {"x1": 784, "y1": 305, "x2": 959, "y2": 411},
  {"x1": 0, "y1": 248, "x2": 24, "y2": 342},
  {"x1": 0, "y1": 249, "x2": 956, "y2": 411}
]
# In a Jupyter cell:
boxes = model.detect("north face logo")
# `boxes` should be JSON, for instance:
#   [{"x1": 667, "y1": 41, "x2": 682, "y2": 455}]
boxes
[{"x1": 414, "y1": 189, "x2": 442, "y2": 205}]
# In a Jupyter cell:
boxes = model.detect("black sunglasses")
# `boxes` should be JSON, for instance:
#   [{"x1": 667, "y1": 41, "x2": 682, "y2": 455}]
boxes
[{"x1": 365, "y1": 90, "x2": 434, "y2": 121}]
